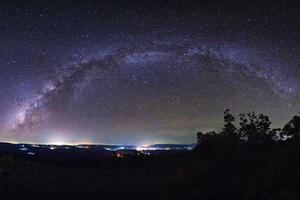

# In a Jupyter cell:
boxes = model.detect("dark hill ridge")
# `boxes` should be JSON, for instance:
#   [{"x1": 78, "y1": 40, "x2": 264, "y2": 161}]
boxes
[
  {"x1": 0, "y1": 142, "x2": 195, "y2": 167},
  {"x1": 0, "y1": 140, "x2": 299, "y2": 200},
  {"x1": 0, "y1": 142, "x2": 195, "y2": 152}
]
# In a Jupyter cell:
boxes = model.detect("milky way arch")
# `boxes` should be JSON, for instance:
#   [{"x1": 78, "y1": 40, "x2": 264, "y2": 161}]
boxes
[{"x1": 6, "y1": 40, "x2": 299, "y2": 143}]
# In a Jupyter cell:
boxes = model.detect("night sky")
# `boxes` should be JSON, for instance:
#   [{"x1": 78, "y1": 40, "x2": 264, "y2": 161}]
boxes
[{"x1": 0, "y1": 0, "x2": 299, "y2": 145}]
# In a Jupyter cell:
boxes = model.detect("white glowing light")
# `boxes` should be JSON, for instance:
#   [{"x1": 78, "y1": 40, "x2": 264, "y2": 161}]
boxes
[
  {"x1": 135, "y1": 145, "x2": 171, "y2": 151},
  {"x1": 47, "y1": 136, "x2": 69, "y2": 146},
  {"x1": 19, "y1": 147, "x2": 28, "y2": 151},
  {"x1": 50, "y1": 141, "x2": 65, "y2": 146},
  {"x1": 135, "y1": 145, "x2": 158, "y2": 151},
  {"x1": 77, "y1": 145, "x2": 89, "y2": 149},
  {"x1": 49, "y1": 146, "x2": 56, "y2": 150}
]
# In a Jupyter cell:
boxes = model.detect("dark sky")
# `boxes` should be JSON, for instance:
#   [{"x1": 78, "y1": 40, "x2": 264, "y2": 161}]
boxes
[{"x1": 0, "y1": 0, "x2": 299, "y2": 144}]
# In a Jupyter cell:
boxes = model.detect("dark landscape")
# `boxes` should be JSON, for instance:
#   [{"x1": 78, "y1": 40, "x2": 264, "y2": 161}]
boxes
[{"x1": 1, "y1": 110, "x2": 300, "y2": 199}]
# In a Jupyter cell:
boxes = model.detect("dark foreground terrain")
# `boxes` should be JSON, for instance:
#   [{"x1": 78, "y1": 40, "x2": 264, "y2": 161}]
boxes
[{"x1": 0, "y1": 143, "x2": 299, "y2": 200}]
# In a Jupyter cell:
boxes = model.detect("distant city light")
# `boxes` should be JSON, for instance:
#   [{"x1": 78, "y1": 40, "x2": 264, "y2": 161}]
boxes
[
  {"x1": 19, "y1": 144, "x2": 28, "y2": 151},
  {"x1": 135, "y1": 145, "x2": 171, "y2": 151},
  {"x1": 49, "y1": 146, "x2": 56, "y2": 150},
  {"x1": 77, "y1": 145, "x2": 89, "y2": 149}
]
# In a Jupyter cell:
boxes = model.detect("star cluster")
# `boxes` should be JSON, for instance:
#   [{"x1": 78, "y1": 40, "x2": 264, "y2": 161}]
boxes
[{"x1": 0, "y1": 0, "x2": 299, "y2": 144}]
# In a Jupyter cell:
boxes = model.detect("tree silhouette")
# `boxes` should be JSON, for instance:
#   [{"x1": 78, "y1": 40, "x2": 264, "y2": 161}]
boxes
[
  {"x1": 195, "y1": 131, "x2": 219, "y2": 152},
  {"x1": 238, "y1": 112, "x2": 275, "y2": 147},
  {"x1": 196, "y1": 109, "x2": 239, "y2": 153},
  {"x1": 222, "y1": 109, "x2": 237, "y2": 137},
  {"x1": 282, "y1": 114, "x2": 300, "y2": 138},
  {"x1": 195, "y1": 110, "x2": 284, "y2": 152}
]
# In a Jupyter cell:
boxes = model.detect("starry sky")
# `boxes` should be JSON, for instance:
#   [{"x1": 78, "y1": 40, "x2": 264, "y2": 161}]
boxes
[{"x1": 0, "y1": 0, "x2": 299, "y2": 145}]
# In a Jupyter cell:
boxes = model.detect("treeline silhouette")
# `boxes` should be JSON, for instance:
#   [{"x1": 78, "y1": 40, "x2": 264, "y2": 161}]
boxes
[
  {"x1": 195, "y1": 109, "x2": 300, "y2": 154},
  {"x1": 191, "y1": 109, "x2": 300, "y2": 199}
]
